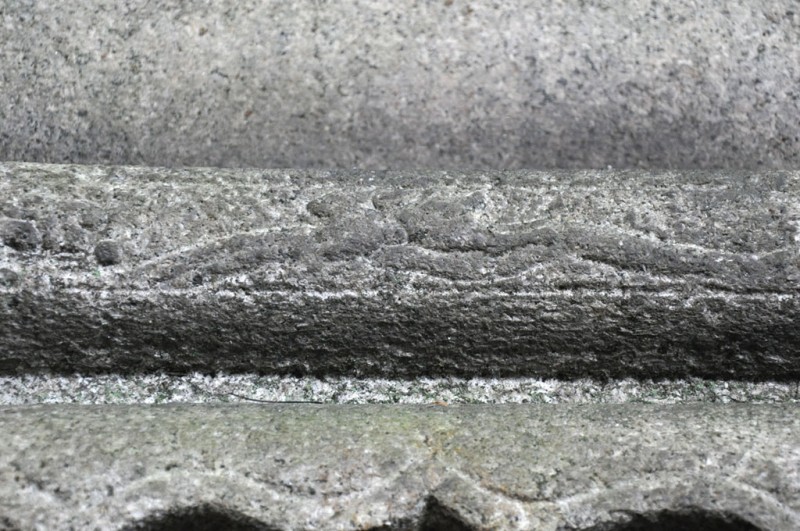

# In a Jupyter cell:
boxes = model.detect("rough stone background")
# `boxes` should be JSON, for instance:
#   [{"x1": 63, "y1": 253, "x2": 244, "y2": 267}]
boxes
[{"x1": 1, "y1": 0, "x2": 799, "y2": 170}]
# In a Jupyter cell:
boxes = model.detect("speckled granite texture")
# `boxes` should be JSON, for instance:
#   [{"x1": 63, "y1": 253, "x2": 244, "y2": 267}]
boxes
[
  {"x1": 2, "y1": 163, "x2": 799, "y2": 378},
  {"x1": 3, "y1": 374, "x2": 799, "y2": 405},
  {"x1": 1, "y1": 404, "x2": 798, "y2": 530},
  {"x1": 1, "y1": 1, "x2": 799, "y2": 169}
]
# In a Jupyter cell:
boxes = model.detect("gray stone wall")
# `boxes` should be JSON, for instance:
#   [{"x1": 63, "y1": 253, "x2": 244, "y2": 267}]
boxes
[{"x1": 2, "y1": 1, "x2": 799, "y2": 169}]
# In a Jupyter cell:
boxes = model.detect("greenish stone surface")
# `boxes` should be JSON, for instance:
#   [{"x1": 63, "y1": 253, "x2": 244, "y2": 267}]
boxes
[{"x1": 0, "y1": 404, "x2": 797, "y2": 530}]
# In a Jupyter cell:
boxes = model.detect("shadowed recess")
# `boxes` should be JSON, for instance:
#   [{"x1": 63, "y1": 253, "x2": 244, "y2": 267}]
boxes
[
  {"x1": 570, "y1": 509, "x2": 763, "y2": 531},
  {"x1": 416, "y1": 497, "x2": 473, "y2": 531},
  {"x1": 122, "y1": 498, "x2": 478, "y2": 531},
  {"x1": 0, "y1": 516, "x2": 19, "y2": 531},
  {"x1": 122, "y1": 504, "x2": 278, "y2": 531}
]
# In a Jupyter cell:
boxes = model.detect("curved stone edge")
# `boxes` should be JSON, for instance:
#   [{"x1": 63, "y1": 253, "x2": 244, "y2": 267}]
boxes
[
  {"x1": 0, "y1": 404, "x2": 798, "y2": 530},
  {"x1": 2, "y1": 1, "x2": 800, "y2": 171},
  {"x1": 2, "y1": 163, "x2": 800, "y2": 378}
]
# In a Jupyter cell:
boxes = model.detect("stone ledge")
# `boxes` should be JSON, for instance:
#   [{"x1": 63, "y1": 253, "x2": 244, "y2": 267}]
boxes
[
  {"x1": 2, "y1": 163, "x2": 799, "y2": 378},
  {"x1": 0, "y1": 403, "x2": 797, "y2": 530},
  {"x1": 2, "y1": 374, "x2": 799, "y2": 405}
]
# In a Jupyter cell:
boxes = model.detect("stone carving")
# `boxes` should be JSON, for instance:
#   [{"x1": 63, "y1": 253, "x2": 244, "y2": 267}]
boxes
[
  {"x1": 2, "y1": 2, "x2": 799, "y2": 530},
  {"x1": 1, "y1": 163, "x2": 798, "y2": 378},
  {"x1": 0, "y1": 404, "x2": 796, "y2": 530}
]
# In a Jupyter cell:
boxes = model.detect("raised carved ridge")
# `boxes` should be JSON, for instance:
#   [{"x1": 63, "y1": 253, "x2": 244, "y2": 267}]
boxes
[{"x1": 1, "y1": 164, "x2": 799, "y2": 378}]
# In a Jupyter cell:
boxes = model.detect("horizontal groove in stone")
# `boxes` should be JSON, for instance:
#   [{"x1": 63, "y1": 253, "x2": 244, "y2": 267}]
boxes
[
  {"x1": 1, "y1": 163, "x2": 799, "y2": 378},
  {"x1": 0, "y1": 403, "x2": 797, "y2": 530}
]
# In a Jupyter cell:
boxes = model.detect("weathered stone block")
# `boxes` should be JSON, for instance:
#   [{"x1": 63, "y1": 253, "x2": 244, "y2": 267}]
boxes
[
  {"x1": 1, "y1": 162, "x2": 798, "y2": 378},
  {"x1": 0, "y1": 404, "x2": 797, "y2": 530}
]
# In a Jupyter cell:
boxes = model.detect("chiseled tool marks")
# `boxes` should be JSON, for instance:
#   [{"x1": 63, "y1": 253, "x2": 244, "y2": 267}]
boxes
[{"x1": 1, "y1": 164, "x2": 797, "y2": 294}]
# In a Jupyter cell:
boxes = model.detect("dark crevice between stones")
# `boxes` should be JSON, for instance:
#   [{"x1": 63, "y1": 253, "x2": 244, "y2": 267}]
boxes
[
  {"x1": 121, "y1": 497, "x2": 475, "y2": 531},
  {"x1": 310, "y1": 496, "x2": 475, "y2": 531},
  {"x1": 121, "y1": 504, "x2": 279, "y2": 531},
  {"x1": 568, "y1": 508, "x2": 764, "y2": 531},
  {"x1": 416, "y1": 496, "x2": 474, "y2": 531}
]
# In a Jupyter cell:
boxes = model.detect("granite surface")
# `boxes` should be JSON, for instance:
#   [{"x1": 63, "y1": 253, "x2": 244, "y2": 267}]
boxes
[
  {"x1": 1, "y1": 403, "x2": 798, "y2": 530},
  {"x1": 1, "y1": 1, "x2": 799, "y2": 169},
  {"x1": 2, "y1": 163, "x2": 799, "y2": 379},
  {"x1": 2, "y1": 374, "x2": 799, "y2": 405}
]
